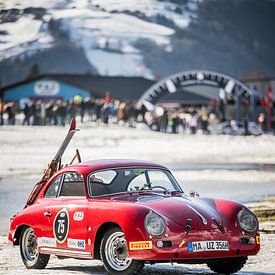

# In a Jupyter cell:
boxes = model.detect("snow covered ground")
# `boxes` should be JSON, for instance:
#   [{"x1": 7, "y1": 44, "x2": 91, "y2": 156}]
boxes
[
  {"x1": 1, "y1": 122, "x2": 275, "y2": 179},
  {"x1": 0, "y1": 233, "x2": 275, "y2": 275}
]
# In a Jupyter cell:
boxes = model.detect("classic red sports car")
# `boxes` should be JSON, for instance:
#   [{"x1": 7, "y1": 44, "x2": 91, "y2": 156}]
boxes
[{"x1": 8, "y1": 119, "x2": 260, "y2": 275}]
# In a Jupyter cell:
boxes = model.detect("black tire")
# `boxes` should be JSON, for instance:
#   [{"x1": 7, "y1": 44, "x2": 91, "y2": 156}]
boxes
[
  {"x1": 19, "y1": 226, "x2": 50, "y2": 269},
  {"x1": 100, "y1": 227, "x2": 144, "y2": 275},
  {"x1": 207, "y1": 256, "x2": 248, "y2": 274}
]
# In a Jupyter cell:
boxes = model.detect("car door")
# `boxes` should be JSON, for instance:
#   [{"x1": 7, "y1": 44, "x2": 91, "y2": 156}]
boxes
[
  {"x1": 41, "y1": 171, "x2": 90, "y2": 256},
  {"x1": 35, "y1": 174, "x2": 63, "y2": 248}
]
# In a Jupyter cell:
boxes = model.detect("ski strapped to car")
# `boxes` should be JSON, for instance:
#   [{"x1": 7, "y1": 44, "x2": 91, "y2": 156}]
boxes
[{"x1": 25, "y1": 118, "x2": 78, "y2": 207}]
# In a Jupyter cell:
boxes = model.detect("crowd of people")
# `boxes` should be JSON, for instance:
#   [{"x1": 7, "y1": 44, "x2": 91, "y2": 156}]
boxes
[{"x1": 0, "y1": 94, "x2": 233, "y2": 135}]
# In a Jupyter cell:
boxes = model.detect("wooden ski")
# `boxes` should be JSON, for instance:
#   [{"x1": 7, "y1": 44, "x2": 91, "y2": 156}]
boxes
[{"x1": 25, "y1": 118, "x2": 78, "y2": 207}]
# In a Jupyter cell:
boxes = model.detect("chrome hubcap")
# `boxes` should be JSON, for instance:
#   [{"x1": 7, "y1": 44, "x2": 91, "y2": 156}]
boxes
[
  {"x1": 21, "y1": 228, "x2": 38, "y2": 263},
  {"x1": 105, "y1": 232, "x2": 132, "y2": 271}
]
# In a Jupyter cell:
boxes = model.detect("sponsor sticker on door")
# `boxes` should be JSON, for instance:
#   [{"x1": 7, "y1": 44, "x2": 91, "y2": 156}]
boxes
[
  {"x1": 37, "y1": 237, "x2": 57, "y2": 248},
  {"x1": 67, "y1": 238, "x2": 86, "y2": 250},
  {"x1": 53, "y1": 208, "x2": 70, "y2": 243},
  {"x1": 73, "y1": 212, "x2": 84, "y2": 221}
]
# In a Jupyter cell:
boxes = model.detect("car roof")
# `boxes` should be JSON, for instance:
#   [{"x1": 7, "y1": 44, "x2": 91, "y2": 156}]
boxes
[{"x1": 61, "y1": 159, "x2": 168, "y2": 175}]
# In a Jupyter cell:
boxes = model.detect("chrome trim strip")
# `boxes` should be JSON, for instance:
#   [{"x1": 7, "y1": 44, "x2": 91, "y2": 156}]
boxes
[
  {"x1": 40, "y1": 247, "x2": 92, "y2": 258},
  {"x1": 187, "y1": 204, "x2": 208, "y2": 225}
]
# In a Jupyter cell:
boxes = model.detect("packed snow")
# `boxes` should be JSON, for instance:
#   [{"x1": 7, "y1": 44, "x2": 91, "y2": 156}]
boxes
[
  {"x1": 85, "y1": 50, "x2": 153, "y2": 78},
  {"x1": 56, "y1": 8, "x2": 174, "y2": 78},
  {"x1": 1, "y1": 233, "x2": 275, "y2": 275},
  {"x1": 0, "y1": 15, "x2": 42, "y2": 51},
  {"x1": 0, "y1": 0, "x2": 65, "y2": 10},
  {"x1": 91, "y1": 0, "x2": 198, "y2": 28},
  {"x1": 0, "y1": 13, "x2": 53, "y2": 60}
]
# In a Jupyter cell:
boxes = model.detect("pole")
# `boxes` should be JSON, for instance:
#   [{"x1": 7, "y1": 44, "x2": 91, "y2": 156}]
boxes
[
  {"x1": 0, "y1": 97, "x2": 3, "y2": 126},
  {"x1": 267, "y1": 86, "x2": 273, "y2": 131},
  {"x1": 235, "y1": 89, "x2": 241, "y2": 122},
  {"x1": 250, "y1": 86, "x2": 257, "y2": 122}
]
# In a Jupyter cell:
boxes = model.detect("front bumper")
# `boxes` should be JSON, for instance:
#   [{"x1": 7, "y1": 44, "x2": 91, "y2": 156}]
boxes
[{"x1": 128, "y1": 229, "x2": 260, "y2": 261}]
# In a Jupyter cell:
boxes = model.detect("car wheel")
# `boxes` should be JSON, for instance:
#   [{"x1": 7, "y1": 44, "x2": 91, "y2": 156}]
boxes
[
  {"x1": 20, "y1": 226, "x2": 50, "y2": 269},
  {"x1": 207, "y1": 256, "x2": 247, "y2": 274},
  {"x1": 100, "y1": 227, "x2": 144, "y2": 275}
]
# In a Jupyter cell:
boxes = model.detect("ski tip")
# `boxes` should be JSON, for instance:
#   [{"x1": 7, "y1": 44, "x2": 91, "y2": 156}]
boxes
[{"x1": 69, "y1": 118, "x2": 76, "y2": 131}]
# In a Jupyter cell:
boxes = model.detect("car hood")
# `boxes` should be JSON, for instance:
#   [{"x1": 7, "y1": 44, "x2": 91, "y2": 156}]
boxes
[{"x1": 112, "y1": 193, "x2": 225, "y2": 230}]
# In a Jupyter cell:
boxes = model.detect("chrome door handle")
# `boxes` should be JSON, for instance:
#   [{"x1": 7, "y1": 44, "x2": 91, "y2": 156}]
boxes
[{"x1": 43, "y1": 211, "x2": 52, "y2": 217}]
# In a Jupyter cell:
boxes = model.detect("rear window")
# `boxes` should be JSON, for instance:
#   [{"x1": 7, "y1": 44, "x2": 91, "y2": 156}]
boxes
[
  {"x1": 59, "y1": 172, "x2": 85, "y2": 197},
  {"x1": 44, "y1": 176, "x2": 62, "y2": 198}
]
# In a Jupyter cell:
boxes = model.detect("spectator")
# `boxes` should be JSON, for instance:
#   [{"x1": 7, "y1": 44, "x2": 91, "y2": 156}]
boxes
[
  {"x1": 101, "y1": 103, "x2": 110, "y2": 125},
  {"x1": 160, "y1": 110, "x2": 168, "y2": 133},
  {"x1": 258, "y1": 113, "x2": 265, "y2": 130},
  {"x1": 22, "y1": 103, "x2": 30, "y2": 125},
  {"x1": 1, "y1": 97, "x2": 227, "y2": 135},
  {"x1": 200, "y1": 107, "x2": 209, "y2": 134},
  {"x1": 189, "y1": 111, "x2": 198, "y2": 134},
  {"x1": 6, "y1": 104, "x2": 15, "y2": 125},
  {"x1": 172, "y1": 114, "x2": 179, "y2": 134}
]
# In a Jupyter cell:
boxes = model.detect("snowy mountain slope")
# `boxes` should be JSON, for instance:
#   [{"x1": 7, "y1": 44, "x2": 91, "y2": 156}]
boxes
[
  {"x1": 0, "y1": 0, "x2": 200, "y2": 85},
  {"x1": 0, "y1": 0, "x2": 274, "y2": 87}
]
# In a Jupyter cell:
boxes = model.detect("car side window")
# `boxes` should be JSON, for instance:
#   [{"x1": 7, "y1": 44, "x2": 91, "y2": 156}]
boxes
[
  {"x1": 59, "y1": 172, "x2": 85, "y2": 197},
  {"x1": 44, "y1": 176, "x2": 61, "y2": 198}
]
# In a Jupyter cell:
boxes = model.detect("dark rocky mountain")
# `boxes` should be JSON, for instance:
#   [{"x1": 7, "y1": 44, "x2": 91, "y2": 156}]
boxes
[{"x1": 139, "y1": 0, "x2": 275, "y2": 79}]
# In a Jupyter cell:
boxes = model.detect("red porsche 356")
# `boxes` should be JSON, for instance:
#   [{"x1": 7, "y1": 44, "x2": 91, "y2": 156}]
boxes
[{"x1": 9, "y1": 119, "x2": 260, "y2": 274}]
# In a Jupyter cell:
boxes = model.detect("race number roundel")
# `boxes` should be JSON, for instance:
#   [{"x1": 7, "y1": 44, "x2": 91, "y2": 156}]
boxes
[{"x1": 53, "y1": 209, "x2": 69, "y2": 243}]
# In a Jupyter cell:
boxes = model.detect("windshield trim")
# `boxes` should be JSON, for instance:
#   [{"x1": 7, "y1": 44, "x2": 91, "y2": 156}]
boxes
[{"x1": 87, "y1": 166, "x2": 183, "y2": 198}]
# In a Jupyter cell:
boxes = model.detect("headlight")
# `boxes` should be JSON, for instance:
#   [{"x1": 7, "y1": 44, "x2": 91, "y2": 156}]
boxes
[
  {"x1": 237, "y1": 208, "x2": 258, "y2": 233},
  {"x1": 144, "y1": 212, "x2": 165, "y2": 236}
]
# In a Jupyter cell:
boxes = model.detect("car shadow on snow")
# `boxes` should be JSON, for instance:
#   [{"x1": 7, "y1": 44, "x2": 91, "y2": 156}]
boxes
[
  {"x1": 46, "y1": 264, "x2": 107, "y2": 274},
  {"x1": 45, "y1": 263, "x2": 274, "y2": 275}
]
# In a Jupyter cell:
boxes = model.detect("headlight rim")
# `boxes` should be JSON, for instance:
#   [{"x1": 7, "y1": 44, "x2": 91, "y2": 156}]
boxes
[
  {"x1": 144, "y1": 211, "x2": 166, "y2": 237},
  {"x1": 237, "y1": 208, "x2": 258, "y2": 234}
]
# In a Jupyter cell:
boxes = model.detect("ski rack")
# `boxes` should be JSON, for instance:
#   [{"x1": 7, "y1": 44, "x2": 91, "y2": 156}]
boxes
[{"x1": 69, "y1": 149, "x2": 82, "y2": 165}]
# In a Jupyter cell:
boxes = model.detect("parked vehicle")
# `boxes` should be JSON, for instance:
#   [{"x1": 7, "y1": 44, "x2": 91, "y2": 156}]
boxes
[{"x1": 9, "y1": 119, "x2": 260, "y2": 274}]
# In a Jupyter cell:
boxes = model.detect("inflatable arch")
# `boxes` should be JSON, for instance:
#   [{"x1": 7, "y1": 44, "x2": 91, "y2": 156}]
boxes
[{"x1": 137, "y1": 70, "x2": 254, "y2": 121}]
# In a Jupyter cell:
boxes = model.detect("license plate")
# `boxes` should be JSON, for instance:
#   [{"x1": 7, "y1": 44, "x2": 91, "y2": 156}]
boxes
[{"x1": 188, "y1": 241, "x2": 229, "y2": 252}]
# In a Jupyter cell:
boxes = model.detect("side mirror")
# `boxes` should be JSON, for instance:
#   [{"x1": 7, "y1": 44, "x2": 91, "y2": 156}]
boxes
[{"x1": 189, "y1": 190, "x2": 200, "y2": 197}]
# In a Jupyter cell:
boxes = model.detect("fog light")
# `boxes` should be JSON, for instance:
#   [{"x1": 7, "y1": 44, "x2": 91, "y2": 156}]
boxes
[
  {"x1": 240, "y1": 237, "x2": 256, "y2": 245},
  {"x1": 156, "y1": 240, "x2": 172, "y2": 248},
  {"x1": 248, "y1": 237, "x2": 255, "y2": 244},
  {"x1": 156, "y1": 241, "x2": 164, "y2": 248}
]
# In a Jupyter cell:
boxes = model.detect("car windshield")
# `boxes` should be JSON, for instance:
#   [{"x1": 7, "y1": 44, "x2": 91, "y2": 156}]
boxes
[{"x1": 88, "y1": 168, "x2": 182, "y2": 197}]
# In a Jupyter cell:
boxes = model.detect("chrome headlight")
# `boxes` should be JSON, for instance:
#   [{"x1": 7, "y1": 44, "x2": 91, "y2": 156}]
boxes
[
  {"x1": 237, "y1": 208, "x2": 258, "y2": 233},
  {"x1": 144, "y1": 212, "x2": 165, "y2": 236}
]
